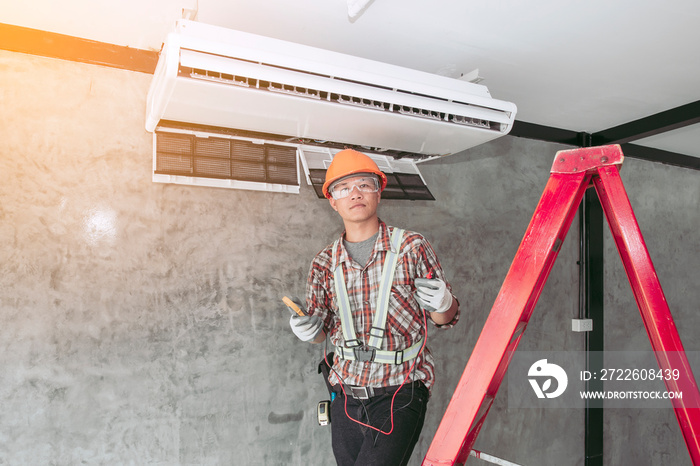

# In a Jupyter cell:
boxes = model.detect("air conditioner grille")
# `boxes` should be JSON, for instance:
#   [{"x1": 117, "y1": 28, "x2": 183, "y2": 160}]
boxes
[
  {"x1": 232, "y1": 140, "x2": 265, "y2": 162},
  {"x1": 179, "y1": 65, "x2": 500, "y2": 132},
  {"x1": 158, "y1": 134, "x2": 192, "y2": 155},
  {"x1": 195, "y1": 138, "x2": 230, "y2": 158},
  {"x1": 232, "y1": 161, "x2": 267, "y2": 182},
  {"x1": 267, "y1": 146, "x2": 297, "y2": 165},
  {"x1": 194, "y1": 157, "x2": 230, "y2": 178},
  {"x1": 306, "y1": 169, "x2": 434, "y2": 201},
  {"x1": 155, "y1": 132, "x2": 298, "y2": 186},
  {"x1": 267, "y1": 164, "x2": 298, "y2": 184},
  {"x1": 157, "y1": 154, "x2": 193, "y2": 174}
]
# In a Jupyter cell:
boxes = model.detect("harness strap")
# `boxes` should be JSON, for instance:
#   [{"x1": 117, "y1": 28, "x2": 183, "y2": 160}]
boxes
[
  {"x1": 332, "y1": 243, "x2": 361, "y2": 347},
  {"x1": 334, "y1": 337, "x2": 423, "y2": 365},
  {"x1": 333, "y1": 228, "x2": 415, "y2": 364},
  {"x1": 368, "y1": 227, "x2": 403, "y2": 349}
]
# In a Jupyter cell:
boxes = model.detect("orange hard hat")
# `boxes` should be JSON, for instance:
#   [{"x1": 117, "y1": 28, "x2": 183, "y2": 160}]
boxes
[{"x1": 322, "y1": 149, "x2": 388, "y2": 199}]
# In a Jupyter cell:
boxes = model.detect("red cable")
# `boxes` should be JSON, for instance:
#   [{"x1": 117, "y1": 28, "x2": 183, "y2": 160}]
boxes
[
  {"x1": 325, "y1": 304, "x2": 429, "y2": 436},
  {"x1": 323, "y1": 268, "x2": 436, "y2": 435}
]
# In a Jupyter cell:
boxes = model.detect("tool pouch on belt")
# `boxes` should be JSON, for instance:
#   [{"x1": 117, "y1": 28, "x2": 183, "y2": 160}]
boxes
[{"x1": 317, "y1": 352, "x2": 335, "y2": 396}]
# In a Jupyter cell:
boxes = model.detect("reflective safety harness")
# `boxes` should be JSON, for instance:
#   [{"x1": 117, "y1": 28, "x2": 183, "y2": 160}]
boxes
[{"x1": 332, "y1": 228, "x2": 423, "y2": 365}]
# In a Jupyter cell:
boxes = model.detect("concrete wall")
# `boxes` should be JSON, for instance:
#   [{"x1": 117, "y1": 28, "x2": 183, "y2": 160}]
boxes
[{"x1": 1, "y1": 49, "x2": 698, "y2": 465}]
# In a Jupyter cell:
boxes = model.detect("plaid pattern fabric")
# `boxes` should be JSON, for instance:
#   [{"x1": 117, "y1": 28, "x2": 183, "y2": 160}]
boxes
[{"x1": 306, "y1": 220, "x2": 459, "y2": 391}]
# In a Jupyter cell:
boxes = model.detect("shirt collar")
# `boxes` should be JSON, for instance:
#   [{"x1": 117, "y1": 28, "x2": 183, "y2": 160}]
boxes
[{"x1": 330, "y1": 220, "x2": 391, "y2": 270}]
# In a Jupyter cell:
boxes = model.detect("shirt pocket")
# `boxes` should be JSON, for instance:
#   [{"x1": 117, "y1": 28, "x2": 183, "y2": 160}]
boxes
[{"x1": 389, "y1": 284, "x2": 416, "y2": 316}]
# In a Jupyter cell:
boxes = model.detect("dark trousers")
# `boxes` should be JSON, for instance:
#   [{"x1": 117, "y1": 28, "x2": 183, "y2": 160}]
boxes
[{"x1": 330, "y1": 381, "x2": 429, "y2": 466}]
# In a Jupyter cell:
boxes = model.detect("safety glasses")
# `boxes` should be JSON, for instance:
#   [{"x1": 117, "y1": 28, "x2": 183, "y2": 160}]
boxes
[{"x1": 329, "y1": 176, "x2": 380, "y2": 200}]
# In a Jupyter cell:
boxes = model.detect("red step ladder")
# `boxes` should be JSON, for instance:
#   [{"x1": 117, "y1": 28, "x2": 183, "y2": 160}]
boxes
[{"x1": 423, "y1": 145, "x2": 700, "y2": 465}]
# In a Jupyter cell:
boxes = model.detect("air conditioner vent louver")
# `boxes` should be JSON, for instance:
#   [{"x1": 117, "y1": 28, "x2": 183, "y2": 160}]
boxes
[
  {"x1": 146, "y1": 20, "x2": 517, "y2": 158},
  {"x1": 180, "y1": 65, "x2": 499, "y2": 132}
]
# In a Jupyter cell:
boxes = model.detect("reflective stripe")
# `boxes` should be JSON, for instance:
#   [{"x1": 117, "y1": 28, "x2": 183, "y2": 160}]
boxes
[
  {"x1": 333, "y1": 262, "x2": 360, "y2": 346},
  {"x1": 367, "y1": 227, "x2": 403, "y2": 349},
  {"x1": 335, "y1": 337, "x2": 423, "y2": 365},
  {"x1": 333, "y1": 228, "x2": 417, "y2": 365}
]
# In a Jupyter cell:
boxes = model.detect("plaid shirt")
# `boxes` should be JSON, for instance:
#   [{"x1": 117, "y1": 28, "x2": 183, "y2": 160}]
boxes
[{"x1": 306, "y1": 220, "x2": 459, "y2": 391}]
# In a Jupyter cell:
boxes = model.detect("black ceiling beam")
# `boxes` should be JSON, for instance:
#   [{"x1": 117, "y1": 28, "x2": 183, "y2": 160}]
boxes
[
  {"x1": 621, "y1": 143, "x2": 700, "y2": 170},
  {"x1": 509, "y1": 120, "x2": 581, "y2": 146},
  {"x1": 592, "y1": 100, "x2": 700, "y2": 145},
  {"x1": 510, "y1": 120, "x2": 700, "y2": 171}
]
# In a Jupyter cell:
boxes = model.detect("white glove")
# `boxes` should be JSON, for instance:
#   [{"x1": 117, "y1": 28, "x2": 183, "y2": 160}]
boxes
[
  {"x1": 415, "y1": 278, "x2": 453, "y2": 314},
  {"x1": 289, "y1": 314, "x2": 324, "y2": 342}
]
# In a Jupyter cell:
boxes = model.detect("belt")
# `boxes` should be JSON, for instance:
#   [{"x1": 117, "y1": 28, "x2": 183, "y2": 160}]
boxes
[
  {"x1": 339, "y1": 380, "x2": 425, "y2": 400},
  {"x1": 335, "y1": 337, "x2": 424, "y2": 365}
]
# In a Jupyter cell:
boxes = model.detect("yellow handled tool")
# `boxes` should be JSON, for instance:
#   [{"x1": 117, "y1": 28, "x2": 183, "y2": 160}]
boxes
[{"x1": 282, "y1": 296, "x2": 306, "y2": 317}]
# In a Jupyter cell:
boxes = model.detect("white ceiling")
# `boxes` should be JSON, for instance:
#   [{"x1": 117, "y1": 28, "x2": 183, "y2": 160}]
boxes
[{"x1": 5, "y1": 0, "x2": 700, "y2": 159}]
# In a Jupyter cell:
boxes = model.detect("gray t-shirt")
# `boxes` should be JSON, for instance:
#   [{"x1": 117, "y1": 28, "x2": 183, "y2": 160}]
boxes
[{"x1": 343, "y1": 232, "x2": 379, "y2": 267}]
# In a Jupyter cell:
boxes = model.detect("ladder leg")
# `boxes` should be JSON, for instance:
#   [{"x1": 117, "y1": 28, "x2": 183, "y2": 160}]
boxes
[
  {"x1": 593, "y1": 164, "x2": 700, "y2": 464},
  {"x1": 423, "y1": 145, "x2": 700, "y2": 465},
  {"x1": 422, "y1": 170, "x2": 591, "y2": 466}
]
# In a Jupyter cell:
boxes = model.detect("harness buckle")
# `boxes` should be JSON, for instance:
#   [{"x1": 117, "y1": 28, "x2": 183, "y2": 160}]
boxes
[
  {"x1": 369, "y1": 326, "x2": 386, "y2": 339},
  {"x1": 353, "y1": 347, "x2": 376, "y2": 362},
  {"x1": 345, "y1": 338, "x2": 362, "y2": 348},
  {"x1": 394, "y1": 349, "x2": 405, "y2": 365}
]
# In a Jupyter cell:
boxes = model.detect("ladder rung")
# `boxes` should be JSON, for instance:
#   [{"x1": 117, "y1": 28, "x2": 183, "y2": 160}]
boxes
[{"x1": 470, "y1": 449, "x2": 523, "y2": 466}]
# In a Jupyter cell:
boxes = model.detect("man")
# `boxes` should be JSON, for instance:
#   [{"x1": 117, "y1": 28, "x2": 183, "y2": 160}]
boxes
[{"x1": 289, "y1": 149, "x2": 459, "y2": 465}]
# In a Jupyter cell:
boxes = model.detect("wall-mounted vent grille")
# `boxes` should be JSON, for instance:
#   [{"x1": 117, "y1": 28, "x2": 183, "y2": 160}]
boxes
[
  {"x1": 179, "y1": 65, "x2": 498, "y2": 132},
  {"x1": 155, "y1": 131, "x2": 298, "y2": 186},
  {"x1": 307, "y1": 169, "x2": 328, "y2": 199},
  {"x1": 301, "y1": 147, "x2": 435, "y2": 201},
  {"x1": 384, "y1": 173, "x2": 435, "y2": 200},
  {"x1": 306, "y1": 170, "x2": 434, "y2": 201},
  {"x1": 153, "y1": 132, "x2": 433, "y2": 199}
]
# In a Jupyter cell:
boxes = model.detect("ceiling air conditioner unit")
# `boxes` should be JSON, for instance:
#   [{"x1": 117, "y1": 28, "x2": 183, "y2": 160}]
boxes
[{"x1": 146, "y1": 20, "x2": 517, "y2": 159}]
